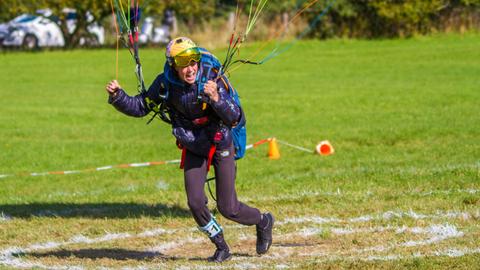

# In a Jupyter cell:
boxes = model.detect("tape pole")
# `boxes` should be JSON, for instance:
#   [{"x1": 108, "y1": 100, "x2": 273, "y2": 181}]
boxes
[
  {"x1": 0, "y1": 139, "x2": 273, "y2": 179},
  {"x1": 277, "y1": 139, "x2": 313, "y2": 153},
  {"x1": 0, "y1": 138, "x2": 316, "y2": 179}
]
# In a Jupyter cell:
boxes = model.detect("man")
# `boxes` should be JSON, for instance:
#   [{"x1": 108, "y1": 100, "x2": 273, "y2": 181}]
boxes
[{"x1": 105, "y1": 37, "x2": 274, "y2": 262}]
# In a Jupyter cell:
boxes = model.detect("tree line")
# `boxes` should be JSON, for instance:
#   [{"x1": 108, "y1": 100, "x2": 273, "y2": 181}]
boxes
[{"x1": 1, "y1": 0, "x2": 478, "y2": 47}]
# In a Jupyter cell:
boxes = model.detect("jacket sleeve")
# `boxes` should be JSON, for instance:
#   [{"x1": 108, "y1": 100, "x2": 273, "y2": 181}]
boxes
[
  {"x1": 209, "y1": 75, "x2": 242, "y2": 127},
  {"x1": 108, "y1": 75, "x2": 165, "y2": 118}
]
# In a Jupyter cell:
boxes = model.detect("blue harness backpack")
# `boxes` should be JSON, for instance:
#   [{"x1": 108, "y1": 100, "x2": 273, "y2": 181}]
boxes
[
  {"x1": 197, "y1": 48, "x2": 247, "y2": 160},
  {"x1": 160, "y1": 48, "x2": 247, "y2": 160}
]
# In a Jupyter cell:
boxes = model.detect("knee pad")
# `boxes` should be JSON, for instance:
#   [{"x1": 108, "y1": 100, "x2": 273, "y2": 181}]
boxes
[{"x1": 199, "y1": 214, "x2": 223, "y2": 238}]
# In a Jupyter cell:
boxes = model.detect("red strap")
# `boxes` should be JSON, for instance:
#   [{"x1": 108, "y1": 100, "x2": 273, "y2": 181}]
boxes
[
  {"x1": 180, "y1": 131, "x2": 221, "y2": 171},
  {"x1": 179, "y1": 148, "x2": 187, "y2": 169},
  {"x1": 206, "y1": 145, "x2": 216, "y2": 172},
  {"x1": 192, "y1": 116, "x2": 209, "y2": 126}
]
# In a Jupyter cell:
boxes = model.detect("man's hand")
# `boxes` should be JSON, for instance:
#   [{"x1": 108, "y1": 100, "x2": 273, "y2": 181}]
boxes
[
  {"x1": 106, "y1": 80, "x2": 121, "y2": 97},
  {"x1": 203, "y1": 80, "x2": 219, "y2": 103}
]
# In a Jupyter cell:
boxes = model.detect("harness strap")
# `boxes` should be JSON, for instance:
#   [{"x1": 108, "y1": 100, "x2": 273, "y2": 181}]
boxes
[
  {"x1": 206, "y1": 145, "x2": 216, "y2": 172},
  {"x1": 192, "y1": 116, "x2": 209, "y2": 126},
  {"x1": 180, "y1": 148, "x2": 187, "y2": 169},
  {"x1": 178, "y1": 132, "x2": 223, "y2": 171},
  {"x1": 206, "y1": 131, "x2": 223, "y2": 172}
]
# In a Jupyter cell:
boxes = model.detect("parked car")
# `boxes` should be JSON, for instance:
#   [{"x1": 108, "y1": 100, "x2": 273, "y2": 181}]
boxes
[
  {"x1": 2, "y1": 10, "x2": 105, "y2": 50},
  {"x1": 0, "y1": 22, "x2": 9, "y2": 46},
  {"x1": 2, "y1": 14, "x2": 65, "y2": 49}
]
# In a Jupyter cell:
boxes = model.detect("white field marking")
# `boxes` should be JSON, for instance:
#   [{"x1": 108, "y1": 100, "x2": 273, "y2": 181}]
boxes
[
  {"x1": 148, "y1": 237, "x2": 204, "y2": 253},
  {"x1": 1, "y1": 229, "x2": 175, "y2": 260},
  {"x1": 359, "y1": 223, "x2": 465, "y2": 253},
  {"x1": 173, "y1": 224, "x2": 470, "y2": 270},
  {"x1": 242, "y1": 188, "x2": 480, "y2": 203},
  {"x1": 278, "y1": 210, "x2": 473, "y2": 226},
  {"x1": 287, "y1": 247, "x2": 480, "y2": 265},
  {"x1": 355, "y1": 247, "x2": 480, "y2": 262},
  {"x1": 298, "y1": 223, "x2": 465, "y2": 257},
  {"x1": 0, "y1": 212, "x2": 12, "y2": 222},
  {"x1": 433, "y1": 247, "x2": 480, "y2": 257},
  {"x1": 275, "y1": 264, "x2": 292, "y2": 269},
  {"x1": 418, "y1": 188, "x2": 479, "y2": 196},
  {"x1": 401, "y1": 223, "x2": 464, "y2": 247},
  {"x1": 156, "y1": 180, "x2": 169, "y2": 191},
  {"x1": 298, "y1": 225, "x2": 407, "y2": 236},
  {"x1": 0, "y1": 228, "x2": 177, "y2": 269},
  {"x1": 215, "y1": 223, "x2": 465, "y2": 265},
  {"x1": 0, "y1": 247, "x2": 85, "y2": 270},
  {"x1": 138, "y1": 228, "x2": 175, "y2": 237},
  {"x1": 174, "y1": 263, "x2": 267, "y2": 270},
  {"x1": 0, "y1": 211, "x2": 474, "y2": 269}
]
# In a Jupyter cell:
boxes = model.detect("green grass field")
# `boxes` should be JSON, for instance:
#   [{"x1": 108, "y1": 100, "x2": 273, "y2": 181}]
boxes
[{"x1": 0, "y1": 33, "x2": 479, "y2": 269}]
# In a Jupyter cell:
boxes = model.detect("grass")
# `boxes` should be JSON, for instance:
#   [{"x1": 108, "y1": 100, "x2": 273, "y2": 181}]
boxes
[{"x1": 0, "y1": 33, "x2": 479, "y2": 269}]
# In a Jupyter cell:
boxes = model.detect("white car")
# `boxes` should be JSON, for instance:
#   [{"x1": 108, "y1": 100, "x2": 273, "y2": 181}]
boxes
[
  {"x1": 0, "y1": 23, "x2": 9, "y2": 45},
  {"x1": 2, "y1": 14, "x2": 65, "y2": 49},
  {"x1": 2, "y1": 11, "x2": 105, "y2": 49}
]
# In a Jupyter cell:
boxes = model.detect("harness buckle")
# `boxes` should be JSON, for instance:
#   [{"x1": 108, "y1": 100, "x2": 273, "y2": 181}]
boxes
[{"x1": 213, "y1": 132, "x2": 222, "y2": 143}]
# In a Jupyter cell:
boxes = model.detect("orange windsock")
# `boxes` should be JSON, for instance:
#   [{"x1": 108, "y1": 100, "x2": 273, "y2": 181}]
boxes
[
  {"x1": 316, "y1": 140, "x2": 334, "y2": 156},
  {"x1": 268, "y1": 138, "x2": 281, "y2": 159}
]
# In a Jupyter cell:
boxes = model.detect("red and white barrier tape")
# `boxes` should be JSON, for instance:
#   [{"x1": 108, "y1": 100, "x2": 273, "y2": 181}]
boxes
[{"x1": 0, "y1": 138, "x2": 277, "y2": 179}]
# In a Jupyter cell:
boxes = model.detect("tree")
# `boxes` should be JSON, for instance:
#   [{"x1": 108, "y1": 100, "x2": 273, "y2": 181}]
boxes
[
  {"x1": 0, "y1": 0, "x2": 41, "y2": 22},
  {"x1": 42, "y1": 0, "x2": 112, "y2": 48}
]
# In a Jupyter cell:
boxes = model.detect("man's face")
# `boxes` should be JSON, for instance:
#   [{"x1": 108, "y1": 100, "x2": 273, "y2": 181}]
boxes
[{"x1": 175, "y1": 62, "x2": 198, "y2": 84}]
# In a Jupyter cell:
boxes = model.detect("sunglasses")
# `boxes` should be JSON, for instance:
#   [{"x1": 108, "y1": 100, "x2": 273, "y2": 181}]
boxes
[{"x1": 173, "y1": 47, "x2": 201, "y2": 67}]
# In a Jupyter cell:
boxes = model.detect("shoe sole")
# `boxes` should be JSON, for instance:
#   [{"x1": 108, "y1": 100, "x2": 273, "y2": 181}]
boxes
[{"x1": 208, "y1": 253, "x2": 232, "y2": 263}]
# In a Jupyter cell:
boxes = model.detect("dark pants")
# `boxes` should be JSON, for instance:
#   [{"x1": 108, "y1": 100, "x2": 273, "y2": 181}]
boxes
[{"x1": 184, "y1": 144, "x2": 261, "y2": 227}]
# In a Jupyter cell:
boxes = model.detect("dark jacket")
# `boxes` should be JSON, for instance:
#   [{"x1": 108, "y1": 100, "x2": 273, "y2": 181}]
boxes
[{"x1": 109, "y1": 60, "x2": 242, "y2": 157}]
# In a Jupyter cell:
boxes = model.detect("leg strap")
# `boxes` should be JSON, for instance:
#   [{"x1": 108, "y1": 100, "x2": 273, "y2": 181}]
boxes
[
  {"x1": 206, "y1": 131, "x2": 222, "y2": 172},
  {"x1": 199, "y1": 214, "x2": 223, "y2": 238},
  {"x1": 179, "y1": 148, "x2": 187, "y2": 169},
  {"x1": 206, "y1": 144, "x2": 216, "y2": 172}
]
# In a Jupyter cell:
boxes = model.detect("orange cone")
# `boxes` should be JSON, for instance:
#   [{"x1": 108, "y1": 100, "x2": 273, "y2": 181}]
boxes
[
  {"x1": 268, "y1": 138, "x2": 281, "y2": 159},
  {"x1": 316, "y1": 140, "x2": 334, "y2": 156}
]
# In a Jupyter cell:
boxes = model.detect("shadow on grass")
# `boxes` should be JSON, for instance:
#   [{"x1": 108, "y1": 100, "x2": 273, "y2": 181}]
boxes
[
  {"x1": 21, "y1": 249, "x2": 254, "y2": 262},
  {"x1": 0, "y1": 203, "x2": 191, "y2": 219},
  {"x1": 19, "y1": 248, "x2": 201, "y2": 261}
]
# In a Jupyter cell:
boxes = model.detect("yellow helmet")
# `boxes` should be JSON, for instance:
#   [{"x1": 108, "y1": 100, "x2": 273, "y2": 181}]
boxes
[{"x1": 166, "y1": 37, "x2": 201, "y2": 67}]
